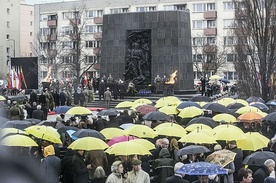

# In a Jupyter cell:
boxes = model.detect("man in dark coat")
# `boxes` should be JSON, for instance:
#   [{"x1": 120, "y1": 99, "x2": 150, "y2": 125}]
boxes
[
  {"x1": 53, "y1": 91, "x2": 60, "y2": 108},
  {"x1": 60, "y1": 89, "x2": 67, "y2": 106},
  {"x1": 165, "y1": 162, "x2": 189, "y2": 183},
  {"x1": 98, "y1": 80, "x2": 105, "y2": 100},
  {"x1": 112, "y1": 81, "x2": 119, "y2": 100},
  {"x1": 30, "y1": 89, "x2": 37, "y2": 106},
  {"x1": 119, "y1": 110, "x2": 133, "y2": 124},
  {"x1": 252, "y1": 159, "x2": 275, "y2": 183},
  {"x1": 61, "y1": 149, "x2": 74, "y2": 183},
  {"x1": 105, "y1": 115, "x2": 119, "y2": 128},
  {"x1": 32, "y1": 105, "x2": 44, "y2": 121},
  {"x1": 118, "y1": 81, "x2": 127, "y2": 100},
  {"x1": 72, "y1": 150, "x2": 90, "y2": 183},
  {"x1": 39, "y1": 93, "x2": 46, "y2": 107},
  {"x1": 200, "y1": 76, "x2": 206, "y2": 96},
  {"x1": 228, "y1": 140, "x2": 243, "y2": 182}
]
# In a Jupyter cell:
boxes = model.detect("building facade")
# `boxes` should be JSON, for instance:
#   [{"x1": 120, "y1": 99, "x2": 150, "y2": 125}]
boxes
[{"x1": 34, "y1": 0, "x2": 237, "y2": 85}]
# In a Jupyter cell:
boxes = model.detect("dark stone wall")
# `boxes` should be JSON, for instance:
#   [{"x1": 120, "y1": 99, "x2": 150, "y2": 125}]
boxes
[{"x1": 100, "y1": 11, "x2": 194, "y2": 90}]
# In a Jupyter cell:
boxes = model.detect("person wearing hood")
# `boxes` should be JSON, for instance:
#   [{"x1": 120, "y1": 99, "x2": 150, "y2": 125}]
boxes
[
  {"x1": 106, "y1": 161, "x2": 124, "y2": 183},
  {"x1": 41, "y1": 145, "x2": 61, "y2": 183},
  {"x1": 153, "y1": 148, "x2": 174, "y2": 183},
  {"x1": 253, "y1": 159, "x2": 275, "y2": 183},
  {"x1": 61, "y1": 149, "x2": 75, "y2": 183}
]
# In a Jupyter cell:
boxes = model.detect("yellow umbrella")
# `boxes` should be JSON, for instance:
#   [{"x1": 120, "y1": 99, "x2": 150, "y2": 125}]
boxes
[
  {"x1": 155, "y1": 126, "x2": 187, "y2": 137},
  {"x1": 185, "y1": 124, "x2": 213, "y2": 132},
  {"x1": 125, "y1": 124, "x2": 157, "y2": 138},
  {"x1": 130, "y1": 103, "x2": 145, "y2": 110},
  {"x1": 131, "y1": 139, "x2": 155, "y2": 150},
  {"x1": 212, "y1": 114, "x2": 237, "y2": 123},
  {"x1": 217, "y1": 98, "x2": 235, "y2": 106},
  {"x1": 100, "y1": 128, "x2": 126, "y2": 140},
  {"x1": 178, "y1": 106, "x2": 203, "y2": 118},
  {"x1": 68, "y1": 137, "x2": 108, "y2": 151},
  {"x1": 155, "y1": 100, "x2": 181, "y2": 108},
  {"x1": 115, "y1": 101, "x2": 134, "y2": 108},
  {"x1": 154, "y1": 122, "x2": 183, "y2": 131},
  {"x1": 105, "y1": 141, "x2": 151, "y2": 155},
  {"x1": 179, "y1": 130, "x2": 217, "y2": 144},
  {"x1": 0, "y1": 128, "x2": 26, "y2": 137},
  {"x1": 133, "y1": 98, "x2": 152, "y2": 105},
  {"x1": 1, "y1": 134, "x2": 38, "y2": 147},
  {"x1": 66, "y1": 106, "x2": 92, "y2": 115},
  {"x1": 236, "y1": 106, "x2": 260, "y2": 114},
  {"x1": 156, "y1": 96, "x2": 181, "y2": 104},
  {"x1": 159, "y1": 106, "x2": 179, "y2": 115},
  {"x1": 209, "y1": 75, "x2": 222, "y2": 80},
  {"x1": 258, "y1": 111, "x2": 267, "y2": 117},
  {"x1": 234, "y1": 99, "x2": 248, "y2": 106},
  {"x1": 25, "y1": 126, "x2": 62, "y2": 144},
  {"x1": 237, "y1": 132, "x2": 269, "y2": 151},
  {"x1": 0, "y1": 95, "x2": 6, "y2": 101},
  {"x1": 213, "y1": 124, "x2": 246, "y2": 141},
  {"x1": 196, "y1": 102, "x2": 208, "y2": 107}
]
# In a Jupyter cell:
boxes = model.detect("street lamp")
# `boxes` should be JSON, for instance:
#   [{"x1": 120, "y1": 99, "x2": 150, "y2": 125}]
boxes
[{"x1": 7, "y1": 39, "x2": 15, "y2": 57}]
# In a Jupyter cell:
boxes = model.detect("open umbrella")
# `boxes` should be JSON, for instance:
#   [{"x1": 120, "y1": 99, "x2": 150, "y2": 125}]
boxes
[
  {"x1": 210, "y1": 75, "x2": 222, "y2": 80},
  {"x1": 0, "y1": 95, "x2": 6, "y2": 100},
  {"x1": 0, "y1": 128, "x2": 26, "y2": 138},
  {"x1": 177, "y1": 101, "x2": 201, "y2": 109},
  {"x1": 237, "y1": 112, "x2": 263, "y2": 123},
  {"x1": 105, "y1": 141, "x2": 151, "y2": 155},
  {"x1": 190, "y1": 95, "x2": 212, "y2": 102},
  {"x1": 196, "y1": 101, "x2": 208, "y2": 107},
  {"x1": 108, "y1": 137, "x2": 155, "y2": 151},
  {"x1": 178, "y1": 106, "x2": 203, "y2": 118},
  {"x1": 142, "y1": 111, "x2": 169, "y2": 121},
  {"x1": 72, "y1": 129, "x2": 105, "y2": 140},
  {"x1": 37, "y1": 121, "x2": 65, "y2": 129},
  {"x1": 185, "y1": 124, "x2": 213, "y2": 132},
  {"x1": 0, "y1": 134, "x2": 38, "y2": 147},
  {"x1": 54, "y1": 105, "x2": 71, "y2": 114},
  {"x1": 97, "y1": 109, "x2": 119, "y2": 116},
  {"x1": 264, "y1": 112, "x2": 276, "y2": 122},
  {"x1": 177, "y1": 162, "x2": 227, "y2": 175},
  {"x1": 107, "y1": 135, "x2": 137, "y2": 146},
  {"x1": 203, "y1": 103, "x2": 229, "y2": 113},
  {"x1": 154, "y1": 122, "x2": 183, "y2": 131},
  {"x1": 219, "y1": 78, "x2": 230, "y2": 84},
  {"x1": 0, "y1": 116, "x2": 9, "y2": 123},
  {"x1": 119, "y1": 123, "x2": 134, "y2": 130},
  {"x1": 243, "y1": 151, "x2": 276, "y2": 166},
  {"x1": 187, "y1": 117, "x2": 218, "y2": 128},
  {"x1": 249, "y1": 102, "x2": 269, "y2": 112},
  {"x1": 125, "y1": 124, "x2": 156, "y2": 138},
  {"x1": 1, "y1": 120, "x2": 33, "y2": 130},
  {"x1": 156, "y1": 96, "x2": 181, "y2": 104},
  {"x1": 236, "y1": 106, "x2": 260, "y2": 114},
  {"x1": 115, "y1": 101, "x2": 134, "y2": 108},
  {"x1": 246, "y1": 96, "x2": 265, "y2": 104},
  {"x1": 155, "y1": 100, "x2": 181, "y2": 108},
  {"x1": 133, "y1": 98, "x2": 152, "y2": 105},
  {"x1": 212, "y1": 113, "x2": 237, "y2": 123},
  {"x1": 100, "y1": 128, "x2": 126, "y2": 140},
  {"x1": 266, "y1": 100, "x2": 276, "y2": 106},
  {"x1": 237, "y1": 132, "x2": 270, "y2": 151},
  {"x1": 158, "y1": 106, "x2": 179, "y2": 115},
  {"x1": 25, "y1": 118, "x2": 41, "y2": 124},
  {"x1": 25, "y1": 126, "x2": 62, "y2": 144},
  {"x1": 136, "y1": 105, "x2": 157, "y2": 114},
  {"x1": 177, "y1": 145, "x2": 210, "y2": 156},
  {"x1": 178, "y1": 130, "x2": 216, "y2": 144},
  {"x1": 131, "y1": 139, "x2": 155, "y2": 150},
  {"x1": 227, "y1": 103, "x2": 245, "y2": 110},
  {"x1": 57, "y1": 126, "x2": 79, "y2": 134},
  {"x1": 155, "y1": 126, "x2": 187, "y2": 137},
  {"x1": 206, "y1": 149, "x2": 236, "y2": 167},
  {"x1": 68, "y1": 137, "x2": 108, "y2": 151},
  {"x1": 66, "y1": 106, "x2": 92, "y2": 115},
  {"x1": 217, "y1": 98, "x2": 235, "y2": 107},
  {"x1": 213, "y1": 124, "x2": 246, "y2": 141}
]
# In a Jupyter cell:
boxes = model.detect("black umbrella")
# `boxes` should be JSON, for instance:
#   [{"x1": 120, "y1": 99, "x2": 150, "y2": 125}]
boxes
[
  {"x1": 187, "y1": 117, "x2": 218, "y2": 128},
  {"x1": 25, "y1": 118, "x2": 41, "y2": 124},
  {"x1": 263, "y1": 112, "x2": 276, "y2": 122},
  {"x1": 72, "y1": 129, "x2": 105, "y2": 140},
  {"x1": 142, "y1": 111, "x2": 170, "y2": 121},
  {"x1": 1, "y1": 120, "x2": 33, "y2": 130},
  {"x1": 227, "y1": 103, "x2": 245, "y2": 110},
  {"x1": 266, "y1": 100, "x2": 276, "y2": 106},
  {"x1": 177, "y1": 101, "x2": 202, "y2": 109},
  {"x1": 37, "y1": 121, "x2": 65, "y2": 129},
  {"x1": 97, "y1": 109, "x2": 119, "y2": 116},
  {"x1": 243, "y1": 151, "x2": 276, "y2": 166},
  {"x1": 0, "y1": 116, "x2": 9, "y2": 123},
  {"x1": 177, "y1": 145, "x2": 210, "y2": 156},
  {"x1": 249, "y1": 102, "x2": 269, "y2": 112},
  {"x1": 203, "y1": 103, "x2": 229, "y2": 113},
  {"x1": 58, "y1": 126, "x2": 79, "y2": 134},
  {"x1": 190, "y1": 95, "x2": 212, "y2": 102},
  {"x1": 246, "y1": 96, "x2": 265, "y2": 104}
]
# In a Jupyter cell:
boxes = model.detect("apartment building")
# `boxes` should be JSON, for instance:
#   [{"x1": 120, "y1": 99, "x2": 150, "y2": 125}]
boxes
[{"x1": 34, "y1": 0, "x2": 237, "y2": 84}]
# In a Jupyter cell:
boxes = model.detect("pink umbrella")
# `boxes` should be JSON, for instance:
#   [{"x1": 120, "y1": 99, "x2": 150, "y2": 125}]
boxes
[
  {"x1": 107, "y1": 135, "x2": 138, "y2": 146},
  {"x1": 136, "y1": 105, "x2": 157, "y2": 114}
]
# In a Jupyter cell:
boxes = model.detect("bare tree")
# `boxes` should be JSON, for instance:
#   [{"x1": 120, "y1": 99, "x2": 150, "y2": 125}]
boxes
[{"x1": 233, "y1": 0, "x2": 276, "y2": 101}]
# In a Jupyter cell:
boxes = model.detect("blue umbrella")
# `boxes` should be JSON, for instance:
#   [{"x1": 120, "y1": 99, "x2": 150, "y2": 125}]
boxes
[
  {"x1": 66, "y1": 130, "x2": 78, "y2": 140},
  {"x1": 219, "y1": 78, "x2": 230, "y2": 84},
  {"x1": 119, "y1": 123, "x2": 134, "y2": 130},
  {"x1": 54, "y1": 105, "x2": 71, "y2": 114},
  {"x1": 176, "y1": 162, "x2": 227, "y2": 175},
  {"x1": 249, "y1": 102, "x2": 269, "y2": 112},
  {"x1": 177, "y1": 101, "x2": 202, "y2": 109}
]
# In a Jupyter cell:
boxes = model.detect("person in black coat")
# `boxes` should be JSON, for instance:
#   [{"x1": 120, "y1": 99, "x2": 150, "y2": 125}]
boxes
[
  {"x1": 112, "y1": 81, "x2": 119, "y2": 100},
  {"x1": 32, "y1": 105, "x2": 44, "y2": 121},
  {"x1": 200, "y1": 76, "x2": 207, "y2": 96},
  {"x1": 61, "y1": 149, "x2": 74, "y2": 183},
  {"x1": 119, "y1": 110, "x2": 133, "y2": 125},
  {"x1": 39, "y1": 93, "x2": 46, "y2": 107},
  {"x1": 165, "y1": 162, "x2": 189, "y2": 183},
  {"x1": 60, "y1": 90, "x2": 67, "y2": 106},
  {"x1": 72, "y1": 150, "x2": 90, "y2": 183},
  {"x1": 98, "y1": 80, "x2": 105, "y2": 100},
  {"x1": 118, "y1": 81, "x2": 127, "y2": 100},
  {"x1": 53, "y1": 91, "x2": 60, "y2": 108},
  {"x1": 30, "y1": 89, "x2": 37, "y2": 106},
  {"x1": 252, "y1": 159, "x2": 275, "y2": 183},
  {"x1": 105, "y1": 115, "x2": 119, "y2": 128},
  {"x1": 228, "y1": 140, "x2": 243, "y2": 182}
]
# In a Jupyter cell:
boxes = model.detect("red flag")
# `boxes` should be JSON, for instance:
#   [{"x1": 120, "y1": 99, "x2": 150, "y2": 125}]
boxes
[
  {"x1": 20, "y1": 67, "x2": 27, "y2": 89},
  {"x1": 17, "y1": 67, "x2": 22, "y2": 89},
  {"x1": 7, "y1": 69, "x2": 12, "y2": 89}
]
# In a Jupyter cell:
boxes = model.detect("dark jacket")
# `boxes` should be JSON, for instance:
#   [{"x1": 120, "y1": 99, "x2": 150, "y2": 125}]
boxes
[
  {"x1": 85, "y1": 150, "x2": 108, "y2": 179},
  {"x1": 60, "y1": 91, "x2": 67, "y2": 105},
  {"x1": 99, "y1": 82, "x2": 105, "y2": 95},
  {"x1": 41, "y1": 155, "x2": 61, "y2": 183},
  {"x1": 230, "y1": 146, "x2": 243, "y2": 181},
  {"x1": 165, "y1": 175, "x2": 190, "y2": 183},
  {"x1": 30, "y1": 92, "x2": 37, "y2": 104},
  {"x1": 252, "y1": 165, "x2": 270, "y2": 183},
  {"x1": 72, "y1": 153, "x2": 89, "y2": 183},
  {"x1": 53, "y1": 92, "x2": 60, "y2": 106},
  {"x1": 120, "y1": 115, "x2": 133, "y2": 124},
  {"x1": 118, "y1": 83, "x2": 127, "y2": 94},
  {"x1": 32, "y1": 109, "x2": 44, "y2": 121},
  {"x1": 105, "y1": 117, "x2": 119, "y2": 128},
  {"x1": 153, "y1": 148, "x2": 174, "y2": 183},
  {"x1": 61, "y1": 149, "x2": 74, "y2": 183},
  {"x1": 39, "y1": 94, "x2": 46, "y2": 105}
]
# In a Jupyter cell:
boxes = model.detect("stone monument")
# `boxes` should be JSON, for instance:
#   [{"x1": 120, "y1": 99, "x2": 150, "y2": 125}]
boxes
[{"x1": 100, "y1": 11, "x2": 194, "y2": 90}]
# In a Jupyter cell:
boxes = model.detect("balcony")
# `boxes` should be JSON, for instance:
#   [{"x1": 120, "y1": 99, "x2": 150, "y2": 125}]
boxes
[
  {"x1": 203, "y1": 45, "x2": 217, "y2": 53},
  {"x1": 94, "y1": 33, "x2": 102, "y2": 39},
  {"x1": 93, "y1": 48, "x2": 101, "y2": 55},
  {"x1": 94, "y1": 17, "x2": 103, "y2": 24},
  {"x1": 47, "y1": 34, "x2": 57, "y2": 41},
  {"x1": 70, "y1": 18, "x2": 81, "y2": 25},
  {"x1": 47, "y1": 49, "x2": 57, "y2": 57},
  {"x1": 204, "y1": 11, "x2": 217, "y2": 19},
  {"x1": 47, "y1": 20, "x2": 57, "y2": 27},
  {"x1": 204, "y1": 28, "x2": 217, "y2": 36}
]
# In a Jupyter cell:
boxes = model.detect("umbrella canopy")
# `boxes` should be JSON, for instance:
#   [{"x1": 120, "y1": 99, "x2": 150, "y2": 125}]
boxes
[
  {"x1": 57, "y1": 126, "x2": 79, "y2": 134},
  {"x1": 72, "y1": 129, "x2": 105, "y2": 140},
  {"x1": 142, "y1": 111, "x2": 170, "y2": 121},
  {"x1": 130, "y1": 103, "x2": 146, "y2": 110},
  {"x1": 237, "y1": 132, "x2": 270, "y2": 151},
  {"x1": 266, "y1": 100, "x2": 276, "y2": 106},
  {"x1": 0, "y1": 95, "x2": 6, "y2": 100},
  {"x1": 196, "y1": 101, "x2": 208, "y2": 107},
  {"x1": 133, "y1": 98, "x2": 152, "y2": 105},
  {"x1": 203, "y1": 103, "x2": 229, "y2": 113},
  {"x1": 177, "y1": 101, "x2": 201, "y2": 110},
  {"x1": 155, "y1": 126, "x2": 187, "y2": 137},
  {"x1": 249, "y1": 102, "x2": 269, "y2": 112},
  {"x1": 246, "y1": 96, "x2": 265, "y2": 104},
  {"x1": 187, "y1": 117, "x2": 218, "y2": 128},
  {"x1": 0, "y1": 116, "x2": 9, "y2": 123},
  {"x1": 97, "y1": 109, "x2": 119, "y2": 116},
  {"x1": 177, "y1": 162, "x2": 227, "y2": 175},
  {"x1": 238, "y1": 112, "x2": 263, "y2": 123},
  {"x1": 1, "y1": 120, "x2": 33, "y2": 130},
  {"x1": 54, "y1": 105, "x2": 71, "y2": 114},
  {"x1": 125, "y1": 124, "x2": 156, "y2": 138},
  {"x1": 100, "y1": 128, "x2": 126, "y2": 140},
  {"x1": 235, "y1": 99, "x2": 249, "y2": 106},
  {"x1": 107, "y1": 135, "x2": 137, "y2": 146},
  {"x1": 185, "y1": 124, "x2": 213, "y2": 132},
  {"x1": 154, "y1": 122, "x2": 183, "y2": 131},
  {"x1": 105, "y1": 141, "x2": 151, "y2": 155},
  {"x1": 155, "y1": 100, "x2": 181, "y2": 108},
  {"x1": 243, "y1": 151, "x2": 276, "y2": 166},
  {"x1": 213, "y1": 124, "x2": 246, "y2": 141},
  {"x1": 25, "y1": 126, "x2": 62, "y2": 144},
  {"x1": 264, "y1": 112, "x2": 276, "y2": 122},
  {"x1": 156, "y1": 96, "x2": 181, "y2": 104},
  {"x1": 0, "y1": 128, "x2": 26, "y2": 138},
  {"x1": 0, "y1": 134, "x2": 38, "y2": 147},
  {"x1": 66, "y1": 106, "x2": 92, "y2": 115},
  {"x1": 136, "y1": 105, "x2": 157, "y2": 114},
  {"x1": 212, "y1": 114, "x2": 237, "y2": 123},
  {"x1": 158, "y1": 106, "x2": 179, "y2": 115},
  {"x1": 177, "y1": 145, "x2": 210, "y2": 156},
  {"x1": 25, "y1": 118, "x2": 41, "y2": 124},
  {"x1": 236, "y1": 106, "x2": 260, "y2": 114},
  {"x1": 115, "y1": 101, "x2": 134, "y2": 108},
  {"x1": 209, "y1": 75, "x2": 222, "y2": 80},
  {"x1": 68, "y1": 137, "x2": 108, "y2": 150},
  {"x1": 178, "y1": 106, "x2": 203, "y2": 118},
  {"x1": 131, "y1": 139, "x2": 155, "y2": 150},
  {"x1": 178, "y1": 130, "x2": 216, "y2": 144},
  {"x1": 119, "y1": 123, "x2": 134, "y2": 130},
  {"x1": 227, "y1": 103, "x2": 245, "y2": 110},
  {"x1": 219, "y1": 78, "x2": 230, "y2": 84},
  {"x1": 190, "y1": 95, "x2": 212, "y2": 102},
  {"x1": 217, "y1": 98, "x2": 235, "y2": 106},
  {"x1": 206, "y1": 149, "x2": 236, "y2": 167},
  {"x1": 37, "y1": 121, "x2": 65, "y2": 129}
]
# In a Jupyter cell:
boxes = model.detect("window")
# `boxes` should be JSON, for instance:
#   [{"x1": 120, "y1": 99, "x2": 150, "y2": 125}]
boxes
[
  {"x1": 62, "y1": 56, "x2": 76, "y2": 63},
  {"x1": 30, "y1": 21, "x2": 33, "y2": 26},
  {"x1": 62, "y1": 71, "x2": 73, "y2": 79},
  {"x1": 136, "y1": 6, "x2": 156, "y2": 12},
  {"x1": 40, "y1": 14, "x2": 48, "y2": 21},
  {"x1": 207, "y1": 20, "x2": 216, "y2": 28},
  {"x1": 223, "y1": 2, "x2": 235, "y2": 10},
  {"x1": 41, "y1": 71, "x2": 48, "y2": 78},
  {"x1": 164, "y1": 4, "x2": 186, "y2": 11},
  {"x1": 85, "y1": 25, "x2": 102, "y2": 33},
  {"x1": 62, "y1": 11, "x2": 79, "y2": 19},
  {"x1": 192, "y1": 20, "x2": 206, "y2": 29},
  {"x1": 206, "y1": 37, "x2": 216, "y2": 45},
  {"x1": 110, "y1": 8, "x2": 129, "y2": 14},
  {"x1": 40, "y1": 28, "x2": 50, "y2": 35},
  {"x1": 193, "y1": 54, "x2": 203, "y2": 62},
  {"x1": 48, "y1": 14, "x2": 57, "y2": 20},
  {"x1": 192, "y1": 37, "x2": 205, "y2": 46},
  {"x1": 6, "y1": 35, "x2": 9, "y2": 39},
  {"x1": 30, "y1": 11, "x2": 33, "y2": 15},
  {"x1": 85, "y1": 55, "x2": 98, "y2": 63},
  {"x1": 223, "y1": 19, "x2": 234, "y2": 28},
  {"x1": 7, "y1": 8, "x2": 10, "y2": 15},
  {"x1": 193, "y1": 3, "x2": 216, "y2": 12},
  {"x1": 224, "y1": 36, "x2": 236, "y2": 45},
  {"x1": 86, "y1": 10, "x2": 103, "y2": 17},
  {"x1": 7, "y1": 21, "x2": 9, "y2": 28},
  {"x1": 62, "y1": 26, "x2": 73, "y2": 35},
  {"x1": 30, "y1": 32, "x2": 33, "y2": 36},
  {"x1": 206, "y1": 54, "x2": 216, "y2": 63},
  {"x1": 7, "y1": 47, "x2": 10, "y2": 55},
  {"x1": 85, "y1": 41, "x2": 101, "y2": 48},
  {"x1": 62, "y1": 41, "x2": 73, "y2": 49},
  {"x1": 226, "y1": 54, "x2": 237, "y2": 62},
  {"x1": 224, "y1": 72, "x2": 237, "y2": 80}
]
